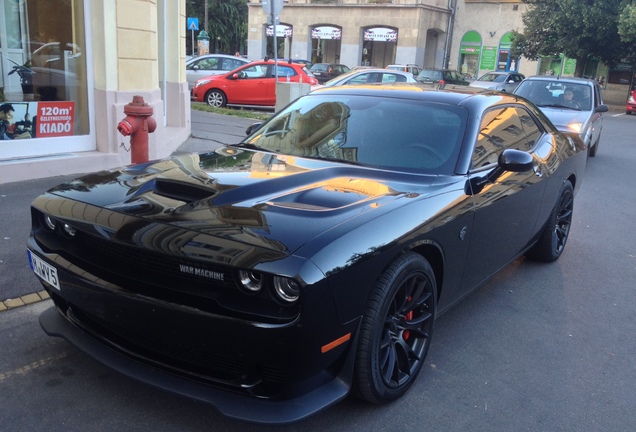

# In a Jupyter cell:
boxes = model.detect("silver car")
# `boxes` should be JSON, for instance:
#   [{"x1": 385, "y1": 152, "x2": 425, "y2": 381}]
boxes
[
  {"x1": 469, "y1": 71, "x2": 525, "y2": 92},
  {"x1": 321, "y1": 68, "x2": 417, "y2": 87},
  {"x1": 185, "y1": 54, "x2": 250, "y2": 89},
  {"x1": 513, "y1": 76, "x2": 608, "y2": 157}
]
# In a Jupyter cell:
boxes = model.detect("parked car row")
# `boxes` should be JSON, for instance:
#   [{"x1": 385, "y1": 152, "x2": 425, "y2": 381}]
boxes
[{"x1": 189, "y1": 58, "x2": 611, "y2": 159}]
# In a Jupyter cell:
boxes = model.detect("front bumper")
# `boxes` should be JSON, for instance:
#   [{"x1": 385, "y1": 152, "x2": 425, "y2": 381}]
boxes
[
  {"x1": 626, "y1": 103, "x2": 636, "y2": 114},
  {"x1": 40, "y1": 306, "x2": 353, "y2": 424},
  {"x1": 29, "y1": 234, "x2": 359, "y2": 424}
]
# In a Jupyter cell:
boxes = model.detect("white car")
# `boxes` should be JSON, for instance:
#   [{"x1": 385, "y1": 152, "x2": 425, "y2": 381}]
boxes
[
  {"x1": 186, "y1": 54, "x2": 250, "y2": 89},
  {"x1": 322, "y1": 68, "x2": 417, "y2": 87},
  {"x1": 469, "y1": 71, "x2": 525, "y2": 92}
]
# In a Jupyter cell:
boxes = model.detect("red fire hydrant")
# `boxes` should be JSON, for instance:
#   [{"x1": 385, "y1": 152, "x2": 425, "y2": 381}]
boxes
[{"x1": 117, "y1": 95, "x2": 157, "y2": 163}]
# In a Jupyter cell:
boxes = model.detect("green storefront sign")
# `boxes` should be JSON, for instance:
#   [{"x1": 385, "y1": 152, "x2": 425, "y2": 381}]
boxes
[{"x1": 480, "y1": 46, "x2": 497, "y2": 70}]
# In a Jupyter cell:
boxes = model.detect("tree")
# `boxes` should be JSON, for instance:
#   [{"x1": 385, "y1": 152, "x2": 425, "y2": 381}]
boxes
[
  {"x1": 511, "y1": 0, "x2": 630, "y2": 77},
  {"x1": 618, "y1": 1, "x2": 636, "y2": 45},
  {"x1": 188, "y1": 0, "x2": 247, "y2": 54}
]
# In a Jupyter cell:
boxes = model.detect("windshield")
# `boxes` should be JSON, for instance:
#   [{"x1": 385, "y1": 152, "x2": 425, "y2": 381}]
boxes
[
  {"x1": 242, "y1": 94, "x2": 467, "y2": 174},
  {"x1": 417, "y1": 70, "x2": 442, "y2": 81},
  {"x1": 515, "y1": 80, "x2": 592, "y2": 111},
  {"x1": 479, "y1": 73, "x2": 506, "y2": 83}
]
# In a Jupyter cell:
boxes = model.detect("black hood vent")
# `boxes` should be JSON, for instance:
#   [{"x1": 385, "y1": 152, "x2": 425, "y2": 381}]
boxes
[{"x1": 151, "y1": 179, "x2": 216, "y2": 203}]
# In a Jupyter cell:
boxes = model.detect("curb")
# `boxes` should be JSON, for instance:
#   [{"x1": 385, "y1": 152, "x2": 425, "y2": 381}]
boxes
[{"x1": 0, "y1": 290, "x2": 50, "y2": 313}]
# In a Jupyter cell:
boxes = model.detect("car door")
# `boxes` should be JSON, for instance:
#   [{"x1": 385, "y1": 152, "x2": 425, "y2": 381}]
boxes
[
  {"x1": 589, "y1": 82, "x2": 605, "y2": 145},
  {"x1": 461, "y1": 105, "x2": 549, "y2": 290},
  {"x1": 229, "y1": 64, "x2": 271, "y2": 105},
  {"x1": 504, "y1": 73, "x2": 524, "y2": 92},
  {"x1": 186, "y1": 57, "x2": 221, "y2": 88}
]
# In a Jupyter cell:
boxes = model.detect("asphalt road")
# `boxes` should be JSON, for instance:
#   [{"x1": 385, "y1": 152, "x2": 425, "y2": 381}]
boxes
[{"x1": 1, "y1": 110, "x2": 635, "y2": 431}]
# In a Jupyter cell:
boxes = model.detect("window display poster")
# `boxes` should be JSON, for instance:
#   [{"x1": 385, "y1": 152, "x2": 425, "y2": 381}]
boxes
[
  {"x1": 0, "y1": 101, "x2": 75, "y2": 140},
  {"x1": 479, "y1": 46, "x2": 497, "y2": 71}
]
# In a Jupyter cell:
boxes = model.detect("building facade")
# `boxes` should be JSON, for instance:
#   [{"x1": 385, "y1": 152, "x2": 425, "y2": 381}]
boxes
[
  {"x1": 0, "y1": 0, "x2": 191, "y2": 184},
  {"x1": 247, "y1": 0, "x2": 453, "y2": 70},
  {"x1": 248, "y1": 0, "x2": 633, "y2": 106}
]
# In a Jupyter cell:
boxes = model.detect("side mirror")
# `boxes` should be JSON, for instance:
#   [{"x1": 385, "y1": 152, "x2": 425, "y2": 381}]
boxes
[
  {"x1": 498, "y1": 149, "x2": 534, "y2": 173},
  {"x1": 232, "y1": 73, "x2": 240, "y2": 80},
  {"x1": 245, "y1": 122, "x2": 263, "y2": 135},
  {"x1": 192, "y1": 65, "x2": 200, "y2": 70},
  {"x1": 466, "y1": 149, "x2": 534, "y2": 195},
  {"x1": 594, "y1": 104, "x2": 609, "y2": 113}
]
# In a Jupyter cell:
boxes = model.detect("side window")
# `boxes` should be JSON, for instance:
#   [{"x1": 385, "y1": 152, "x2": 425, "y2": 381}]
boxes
[
  {"x1": 471, "y1": 106, "x2": 541, "y2": 168},
  {"x1": 276, "y1": 65, "x2": 296, "y2": 78},
  {"x1": 239, "y1": 65, "x2": 267, "y2": 79}
]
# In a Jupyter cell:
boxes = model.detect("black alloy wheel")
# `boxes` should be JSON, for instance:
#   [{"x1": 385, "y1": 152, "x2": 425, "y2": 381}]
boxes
[
  {"x1": 527, "y1": 180, "x2": 574, "y2": 262},
  {"x1": 354, "y1": 253, "x2": 437, "y2": 404}
]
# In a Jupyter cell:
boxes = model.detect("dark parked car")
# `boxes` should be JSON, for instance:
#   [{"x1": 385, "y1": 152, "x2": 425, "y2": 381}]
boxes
[
  {"x1": 309, "y1": 63, "x2": 350, "y2": 83},
  {"x1": 469, "y1": 70, "x2": 525, "y2": 92},
  {"x1": 513, "y1": 76, "x2": 608, "y2": 157},
  {"x1": 417, "y1": 68, "x2": 470, "y2": 85},
  {"x1": 29, "y1": 84, "x2": 586, "y2": 425}
]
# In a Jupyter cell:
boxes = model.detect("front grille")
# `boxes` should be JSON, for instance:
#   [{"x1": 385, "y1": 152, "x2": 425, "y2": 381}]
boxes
[
  {"x1": 76, "y1": 230, "x2": 236, "y2": 291},
  {"x1": 63, "y1": 303, "x2": 287, "y2": 396}
]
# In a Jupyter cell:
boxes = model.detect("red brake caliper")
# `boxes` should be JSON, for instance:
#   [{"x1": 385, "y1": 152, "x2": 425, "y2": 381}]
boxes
[{"x1": 403, "y1": 296, "x2": 413, "y2": 341}]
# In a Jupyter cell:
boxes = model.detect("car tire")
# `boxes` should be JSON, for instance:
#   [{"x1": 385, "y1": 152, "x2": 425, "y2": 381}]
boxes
[
  {"x1": 588, "y1": 138, "x2": 599, "y2": 157},
  {"x1": 526, "y1": 180, "x2": 574, "y2": 263},
  {"x1": 627, "y1": 111, "x2": 632, "y2": 115},
  {"x1": 354, "y1": 252, "x2": 436, "y2": 404},
  {"x1": 205, "y1": 89, "x2": 227, "y2": 108}
]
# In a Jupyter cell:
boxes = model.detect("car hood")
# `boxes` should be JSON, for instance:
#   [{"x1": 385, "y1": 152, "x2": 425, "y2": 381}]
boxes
[
  {"x1": 44, "y1": 148, "x2": 448, "y2": 256},
  {"x1": 535, "y1": 107, "x2": 591, "y2": 129},
  {"x1": 469, "y1": 81, "x2": 499, "y2": 89}
]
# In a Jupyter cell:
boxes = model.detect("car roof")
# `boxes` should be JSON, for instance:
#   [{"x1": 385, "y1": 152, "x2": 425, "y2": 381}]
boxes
[
  {"x1": 308, "y1": 82, "x2": 523, "y2": 108},
  {"x1": 186, "y1": 54, "x2": 248, "y2": 64},
  {"x1": 520, "y1": 76, "x2": 598, "y2": 86}
]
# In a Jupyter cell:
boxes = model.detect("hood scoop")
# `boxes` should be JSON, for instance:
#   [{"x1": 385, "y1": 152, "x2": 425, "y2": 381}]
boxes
[{"x1": 130, "y1": 178, "x2": 217, "y2": 204}]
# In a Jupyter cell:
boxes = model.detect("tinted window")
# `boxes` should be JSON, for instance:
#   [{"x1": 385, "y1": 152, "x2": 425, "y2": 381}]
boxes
[
  {"x1": 248, "y1": 95, "x2": 467, "y2": 174},
  {"x1": 472, "y1": 106, "x2": 541, "y2": 168},
  {"x1": 418, "y1": 70, "x2": 442, "y2": 81}
]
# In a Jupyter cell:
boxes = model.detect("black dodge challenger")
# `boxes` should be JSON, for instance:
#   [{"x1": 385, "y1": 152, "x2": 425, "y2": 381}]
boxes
[{"x1": 28, "y1": 84, "x2": 587, "y2": 424}]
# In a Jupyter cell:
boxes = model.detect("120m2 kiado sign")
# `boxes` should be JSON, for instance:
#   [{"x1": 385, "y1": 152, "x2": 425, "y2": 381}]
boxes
[
  {"x1": 3, "y1": 101, "x2": 75, "y2": 140},
  {"x1": 37, "y1": 102, "x2": 75, "y2": 138}
]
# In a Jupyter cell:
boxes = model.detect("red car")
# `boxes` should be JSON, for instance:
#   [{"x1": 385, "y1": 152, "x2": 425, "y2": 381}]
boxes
[
  {"x1": 192, "y1": 60, "x2": 318, "y2": 108},
  {"x1": 626, "y1": 89, "x2": 636, "y2": 115}
]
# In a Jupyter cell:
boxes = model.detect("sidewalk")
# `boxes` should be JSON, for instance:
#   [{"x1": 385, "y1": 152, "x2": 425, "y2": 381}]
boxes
[{"x1": 0, "y1": 110, "x2": 260, "y2": 307}]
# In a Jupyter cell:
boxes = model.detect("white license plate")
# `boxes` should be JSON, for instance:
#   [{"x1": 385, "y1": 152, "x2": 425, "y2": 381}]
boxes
[{"x1": 28, "y1": 249, "x2": 61, "y2": 290}]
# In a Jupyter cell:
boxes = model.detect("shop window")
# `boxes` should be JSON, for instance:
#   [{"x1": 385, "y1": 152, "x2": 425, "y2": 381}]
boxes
[{"x1": 1, "y1": 0, "x2": 91, "y2": 158}]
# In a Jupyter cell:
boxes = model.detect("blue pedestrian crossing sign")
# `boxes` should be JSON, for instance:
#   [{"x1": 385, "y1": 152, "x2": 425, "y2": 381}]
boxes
[{"x1": 187, "y1": 18, "x2": 199, "y2": 31}]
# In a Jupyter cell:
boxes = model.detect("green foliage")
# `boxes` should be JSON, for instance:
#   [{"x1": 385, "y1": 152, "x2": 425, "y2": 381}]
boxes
[
  {"x1": 188, "y1": 0, "x2": 248, "y2": 54},
  {"x1": 618, "y1": 2, "x2": 636, "y2": 43},
  {"x1": 191, "y1": 102, "x2": 272, "y2": 121},
  {"x1": 513, "y1": 0, "x2": 631, "y2": 75}
]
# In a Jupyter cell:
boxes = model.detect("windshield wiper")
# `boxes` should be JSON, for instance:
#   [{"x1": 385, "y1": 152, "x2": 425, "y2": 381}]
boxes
[
  {"x1": 301, "y1": 154, "x2": 366, "y2": 166},
  {"x1": 537, "y1": 103, "x2": 581, "y2": 111}
]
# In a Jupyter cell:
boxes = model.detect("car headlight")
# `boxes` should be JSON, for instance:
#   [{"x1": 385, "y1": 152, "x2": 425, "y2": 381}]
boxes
[
  {"x1": 43, "y1": 214, "x2": 57, "y2": 231},
  {"x1": 195, "y1": 79, "x2": 212, "y2": 88},
  {"x1": 62, "y1": 223, "x2": 76, "y2": 237},
  {"x1": 238, "y1": 270, "x2": 263, "y2": 292},
  {"x1": 567, "y1": 122, "x2": 583, "y2": 134},
  {"x1": 628, "y1": 95, "x2": 635, "y2": 103},
  {"x1": 273, "y1": 276, "x2": 300, "y2": 303}
]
